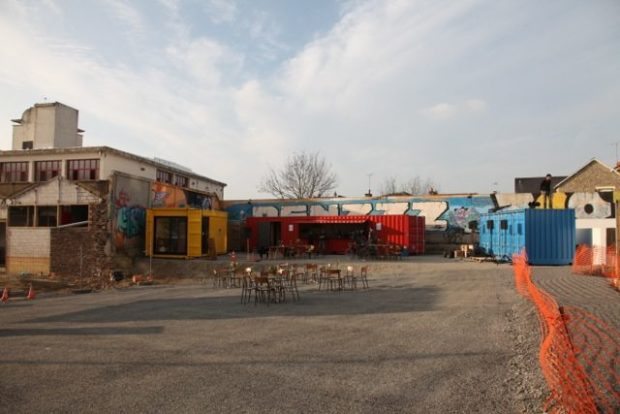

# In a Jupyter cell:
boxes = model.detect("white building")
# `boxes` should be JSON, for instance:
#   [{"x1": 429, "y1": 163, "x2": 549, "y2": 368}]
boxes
[{"x1": 0, "y1": 102, "x2": 226, "y2": 279}]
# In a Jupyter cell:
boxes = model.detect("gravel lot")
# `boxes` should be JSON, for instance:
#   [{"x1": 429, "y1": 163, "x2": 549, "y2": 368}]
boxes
[
  {"x1": 0, "y1": 257, "x2": 546, "y2": 413},
  {"x1": 532, "y1": 266, "x2": 620, "y2": 327}
]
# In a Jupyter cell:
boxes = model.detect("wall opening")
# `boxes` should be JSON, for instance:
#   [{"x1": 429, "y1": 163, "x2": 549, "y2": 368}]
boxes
[
  {"x1": 9, "y1": 206, "x2": 34, "y2": 226},
  {"x1": 60, "y1": 205, "x2": 89, "y2": 225},
  {"x1": 153, "y1": 216, "x2": 187, "y2": 255}
]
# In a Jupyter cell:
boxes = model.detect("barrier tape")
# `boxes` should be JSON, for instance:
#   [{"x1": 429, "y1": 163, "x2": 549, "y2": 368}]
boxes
[
  {"x1": 572, "y1": 245, "x2": 619, "y2": 291},
  {"x1": 512, "y1": 251, "x2": 619, "y2": 413}
]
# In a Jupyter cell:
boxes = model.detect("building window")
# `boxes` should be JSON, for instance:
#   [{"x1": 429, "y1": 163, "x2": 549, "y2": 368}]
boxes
[
  {"x1": 0, "y1": 162, "x2": 29, "y2": 183},
  {"x1": 67, "y1": 159, "x2": 99, "y2": 180},
  {"x1": 174, "y1": 174, "x2": 188, "y2": 188},
  {"x1": 35, "y1": 161, "x2": 61, "y2": 182},
  {"x1": 22, "y1": 141, "x2": 33, "y2": 150},
  {"x1": 60, "y1": 205, "x2": 89, "y2": 226},
  {"x1": 156, "y1": 169, "x2": 173, "y2": 184},
  {"x1": 9, "y1": 206, "x2": 35, "y2": 226},
  {"x1": 37, "y1": 206, "x2": 57, "y2": 227},
  {"x1": 154, "y1": 217, "x2": 187, "y2": 255}
]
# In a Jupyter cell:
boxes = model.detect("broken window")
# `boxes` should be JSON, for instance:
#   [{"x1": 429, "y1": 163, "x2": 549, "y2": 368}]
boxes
[
  {"x1": 174, "y1": 174, "x2": 188, "y2": 188},
  {"x1": 59, "y1": 205, "x2": 89, "y2": 226},
  {"x1": 156, "y1": 169, "x2": 173, "y2": 184},
  {"x1": 35, "y1": 160, "x2": 61, "y2": 182},
  {"x1": 37, "y1": 206, "x2": 57, "y2": 227},
  {"x1": 0, "y1": 162, "x2": 29, "y2": 183},
  {"x1": 9, "y1": 206, "x2": 34, "y2": 226},
  {"x1": 67, "y1": 159, "x2": 99, "y2": 180}
]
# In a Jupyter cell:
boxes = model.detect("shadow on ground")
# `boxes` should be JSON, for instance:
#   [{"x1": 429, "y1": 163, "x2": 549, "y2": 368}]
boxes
[
  {"x1": 25, "y1": 286, "x2": 439, "y2": 324},
  {"x1": 0, "y1": 326, "x2": 164, "y2": 337}
]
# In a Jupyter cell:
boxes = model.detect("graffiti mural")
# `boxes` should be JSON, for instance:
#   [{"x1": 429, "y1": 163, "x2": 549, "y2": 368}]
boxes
[
  {"x1": 151, "y1": 183, "x2": 216, "y2": 209},
  {"x1": 494, "y1": 192, "x2": 614, "y2": 219},
  {"x1": 113, "y1": 175, "x2": 150, "y2": 254},
  {"x1": 224, "y1": 196, "x2": 495, "y2": 231},
  {"x1": 225, "y1": 191, "x2": 615, "y2": 233}
]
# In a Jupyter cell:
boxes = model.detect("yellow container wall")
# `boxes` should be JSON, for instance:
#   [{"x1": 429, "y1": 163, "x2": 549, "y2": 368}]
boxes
[
  {"x1": 146, "y1": 208, "x2": 228, "y2": 257},
  {"x1": 208, "y1": 214, "x2": 228, "y2": 254},
  {"x1": 187, "y1": 210, "x2": 202, "y2": 257},
  {"x1": 145, "y1": 210, "x2": 154, "y2": 256}
]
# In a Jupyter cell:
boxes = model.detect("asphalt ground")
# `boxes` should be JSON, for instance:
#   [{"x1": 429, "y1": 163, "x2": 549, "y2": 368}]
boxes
[{"x1": 0, "y1": 257, "x2": 546, "y2": 413}]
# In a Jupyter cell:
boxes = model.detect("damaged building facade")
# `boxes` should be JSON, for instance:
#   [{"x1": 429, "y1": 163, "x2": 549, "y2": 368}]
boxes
[{"x1": 0, "y1": 102, "x2": 226, "y2": 284}]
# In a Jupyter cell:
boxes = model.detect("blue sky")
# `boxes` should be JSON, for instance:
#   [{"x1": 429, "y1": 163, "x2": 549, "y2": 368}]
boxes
[{"x1": 0, "y1": 0, "x2": 618, "y2": 199}]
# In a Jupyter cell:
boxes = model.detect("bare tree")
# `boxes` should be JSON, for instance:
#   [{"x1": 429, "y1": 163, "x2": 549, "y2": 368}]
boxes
[
  {"x1": 403, "y1": 176, "x2": 439, "y2": 195},
  {"x1": 259, "y1": 151, "x2": 338, "y2": 199},
  {"x1": 379, "y1": 176, "x2": 399, "y2": 196},
  {"x1": 380, "y1": 176, "x2": 440, "y2": 196}
]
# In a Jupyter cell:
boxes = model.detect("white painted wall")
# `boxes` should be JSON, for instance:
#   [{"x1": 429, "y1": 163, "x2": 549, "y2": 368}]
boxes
[
  {"x1": 12, "y1": 103, "x2": 81, "y2": 150},
  {"x1": 103, "y1": 152, "x2": 156, "y2": 181},
  {"x1": 8, "y1": 228, "x2": 51, "y2": 257},
  {"x1": 0, "y1": 149, "x2": 225, "y2": 199}
]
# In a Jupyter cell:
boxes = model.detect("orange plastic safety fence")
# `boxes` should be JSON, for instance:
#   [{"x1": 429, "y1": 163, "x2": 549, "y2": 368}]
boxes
[
  {"x1": 573, "y1": 245, "x2": 619, "y2": 284},
  {"x1": 512, "y1": 251, "x2": 620, "y2": 414}
]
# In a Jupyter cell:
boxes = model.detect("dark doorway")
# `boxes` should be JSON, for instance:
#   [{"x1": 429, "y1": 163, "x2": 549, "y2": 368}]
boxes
[
  {"x1": 258, "y1": 221, "x2": 281, "y2": 249},
  {"x1": 153, "y1": 216, "x2": 187, "y2": 255},
  {"x1": 201, "y1": 217, "x2": 210, "y2": 255},
  {"x1": 0, "y1": 221, "x2": 5, "y2": 266}
]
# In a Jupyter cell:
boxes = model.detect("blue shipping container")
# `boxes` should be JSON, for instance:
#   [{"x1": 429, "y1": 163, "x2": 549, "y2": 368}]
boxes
[{"x1": 478, "y1": 209, "x2": 575, "y2": 265}]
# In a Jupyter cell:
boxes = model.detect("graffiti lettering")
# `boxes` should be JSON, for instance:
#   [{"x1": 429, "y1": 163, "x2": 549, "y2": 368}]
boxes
[{"x1": 341, "y1": 203, "x2": 373, "y2": 215}]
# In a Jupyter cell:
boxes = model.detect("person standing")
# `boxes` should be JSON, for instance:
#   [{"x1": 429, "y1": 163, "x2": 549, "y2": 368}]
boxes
[{"x1": 540, "y1": 174, "x2": 552, "y2": 208}]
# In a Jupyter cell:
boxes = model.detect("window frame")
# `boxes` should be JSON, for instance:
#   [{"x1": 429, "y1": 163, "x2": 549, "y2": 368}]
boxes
[
  {"x1": 34, "y1": 160, "x2": 61, "y2": 182},
  {"x1": 156, "y1": 169, "x2": 173, "y2": 184},
  {"x1": 174, "y1": 174, "x2": 189, "y2": 188},
  {"x1": 67, "y1": 159, "x2": 99, "y2": 181},
  {"x1": 0, "y1": 162, "x2": 29, "y2": 183}
]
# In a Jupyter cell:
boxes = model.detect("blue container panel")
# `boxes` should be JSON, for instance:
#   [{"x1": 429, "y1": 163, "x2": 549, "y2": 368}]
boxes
[
  {"x1": 478, "y1": 209, "x2": 575, "y2": 265},
  {"x1": 525, "y1": 209, "x2": 575, "y2": 265},
  {"x1": 479, "y1": 211, "x2": 526, "y2": 260}
]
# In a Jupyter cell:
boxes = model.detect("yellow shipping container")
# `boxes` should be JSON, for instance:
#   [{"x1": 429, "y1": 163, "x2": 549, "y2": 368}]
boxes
[{"x1": 145, "y1": 208, "x2": 227, "y2": 258}]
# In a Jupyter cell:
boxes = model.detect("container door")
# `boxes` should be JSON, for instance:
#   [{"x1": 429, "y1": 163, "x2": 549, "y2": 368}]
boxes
[
  {"x1": 258, "y1": 222, "x2": 271, "y2": 249},
  {"x1": 201, "y1": 217, "x2": 210, "y2": 255},
  {"x1": 271, "y1": 222, "x2": 282, "y2": 245},
  {"x1": 0, "y1": 221, "x2": 5, "y2": 266}
]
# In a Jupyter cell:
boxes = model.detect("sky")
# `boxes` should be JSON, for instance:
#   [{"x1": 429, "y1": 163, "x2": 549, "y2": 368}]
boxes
[{"x1": 0, "y1": 0, "x2": 618, "y2": 199}]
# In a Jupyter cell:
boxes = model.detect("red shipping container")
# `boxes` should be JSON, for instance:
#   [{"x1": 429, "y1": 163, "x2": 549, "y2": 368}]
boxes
[{"x1": 245, "y1": 215, "x2": 425, "y2": 255}]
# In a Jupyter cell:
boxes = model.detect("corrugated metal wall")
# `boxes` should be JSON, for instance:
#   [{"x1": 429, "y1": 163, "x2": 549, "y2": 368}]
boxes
[
  {"x1": 525, "y1": 209, "x2": 575, "y2": 265},
  {"x1": 146, "y1": 208, "x2": 228, "y2": 257},
  {"x1": 245, "y1": 215, "x2": 425, "y2": 254},
  {"x1": 479, "y1": 209, "x2": 575, "y2": 265}
]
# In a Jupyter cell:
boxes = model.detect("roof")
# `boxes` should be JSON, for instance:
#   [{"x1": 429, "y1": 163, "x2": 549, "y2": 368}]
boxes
[
  {"x1": 0, "y1": 145, "x2": 226, "y2": 187},
  {"x1": 553, "y1": 158, "x2": 620, "y2": 190},
  {"x1": 223, "y1": 193, "x2": 481, "y2": 205},
  {"x1": 0, "y1": 183, "x2": 35, "y2": 198}
]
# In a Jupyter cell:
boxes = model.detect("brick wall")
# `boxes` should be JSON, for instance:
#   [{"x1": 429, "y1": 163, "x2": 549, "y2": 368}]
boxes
[
  {"x1": 50, "y1": 200, "x2": 112, "y2": 288},
  {"x1": 558, "y1": 162, "x2": 620, "y2": 193},
  {"x1": 7, "y1": 227, "x2": 51, "y2": 274}
]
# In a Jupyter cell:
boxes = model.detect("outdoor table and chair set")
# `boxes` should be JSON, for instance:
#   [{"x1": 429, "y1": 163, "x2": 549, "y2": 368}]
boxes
[{"x1": 211, "y1": 263, "x2": 369, "y2": 305}]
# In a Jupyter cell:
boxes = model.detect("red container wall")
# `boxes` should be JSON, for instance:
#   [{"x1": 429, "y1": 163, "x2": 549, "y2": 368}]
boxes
[
  {"x1": 366, "y1": 215, "x2": 425, "y2": 254},
  {"x1": 245, "y1": 215, "x2": 425, "y2": 254}
]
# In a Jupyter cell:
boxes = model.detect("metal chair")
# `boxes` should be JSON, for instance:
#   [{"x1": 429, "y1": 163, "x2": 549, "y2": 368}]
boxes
[{"x1": 359, "y1": 266, "x2": 369, "y2": 289}]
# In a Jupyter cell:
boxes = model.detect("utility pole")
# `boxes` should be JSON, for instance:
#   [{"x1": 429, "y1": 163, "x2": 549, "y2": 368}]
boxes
[
  {"x1": 365, "y1": 173, "x2": 373, "y2": 197},
  {"x1": 615, "y1": 190, "x2": 619, "y2": 278}
]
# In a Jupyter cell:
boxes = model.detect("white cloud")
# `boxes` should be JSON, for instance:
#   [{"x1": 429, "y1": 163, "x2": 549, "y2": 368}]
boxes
[
  {"x1": 0, "y1": 0, "x2": 618, "y2": 198},
  {"x1": 465, "y1": 99, "x2": 487, "y2": 112},
  {"x1": 166, "y1": 38, "x2": 244, "y2": 86},
  {"x1": 420, "y1": 99, "x2": 487, "y2": 120},
  {"x1": 103, "y1": 0, "x2": 146, "y2": 40},
  {"x1": 421, "y1": 103, "x2": 458, "y2": 120},
  {"x1": 204, "y1": 0, "x2": 237, "y2": 24}
]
